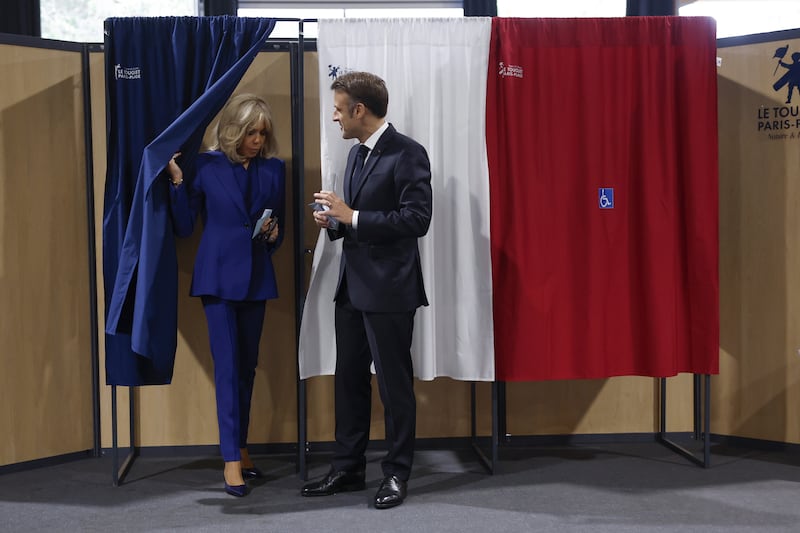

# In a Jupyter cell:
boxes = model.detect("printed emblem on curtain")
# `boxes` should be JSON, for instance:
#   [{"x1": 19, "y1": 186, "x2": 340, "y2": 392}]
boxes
[
  {"x1": 301, "y1": 18, "x2": 495, "y2": 381},
  {"x1": 486, "y1": 17, "x2": 719, "y2": 381}
]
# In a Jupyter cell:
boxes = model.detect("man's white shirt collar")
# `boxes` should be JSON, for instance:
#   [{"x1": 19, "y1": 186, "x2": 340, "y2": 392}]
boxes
[{"x1": 362, "y1": 121, "x2": 389, "y2": 154}]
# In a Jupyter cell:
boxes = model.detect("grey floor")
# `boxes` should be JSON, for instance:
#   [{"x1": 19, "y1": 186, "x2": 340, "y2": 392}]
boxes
[{"x1": 2, "y1": 441, "x2": 800, "y2": 532}]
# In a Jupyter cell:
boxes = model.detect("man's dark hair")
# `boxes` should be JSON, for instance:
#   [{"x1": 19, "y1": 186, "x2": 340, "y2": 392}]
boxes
[{"x1": 331, "y1": 71, "x2": 389, "y2": 118}]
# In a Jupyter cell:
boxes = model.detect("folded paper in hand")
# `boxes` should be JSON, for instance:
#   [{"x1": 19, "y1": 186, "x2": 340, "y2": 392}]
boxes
[
  {"x1": 252, "y1": 208, "x2": 272, "y2": 239},
  {"x1": 309, "y1": 202, "x2": 339, "y2": 229}
]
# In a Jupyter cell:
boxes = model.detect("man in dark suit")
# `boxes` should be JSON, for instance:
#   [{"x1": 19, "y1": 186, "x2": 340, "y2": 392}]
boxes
[{"x1": 302, "y1": 71, "x2": 432, "y2": 509}]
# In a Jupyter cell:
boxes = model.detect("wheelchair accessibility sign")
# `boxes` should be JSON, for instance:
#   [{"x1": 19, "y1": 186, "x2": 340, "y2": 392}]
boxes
[{"x1": 599, "y1": 188, "x2": 614, "y2": 209}]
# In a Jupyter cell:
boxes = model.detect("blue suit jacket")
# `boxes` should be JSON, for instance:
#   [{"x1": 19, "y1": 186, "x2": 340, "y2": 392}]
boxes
[
  {"x1": 170, "y1": 151, "x2": 285, "y2": 301},
  {"x1": 329, "y1": 124, "x2": 432, "y2": 312}
]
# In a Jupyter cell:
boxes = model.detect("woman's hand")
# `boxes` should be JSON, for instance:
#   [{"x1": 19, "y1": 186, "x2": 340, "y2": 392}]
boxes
[
  {"x1": 168, "y1": 152, "x2": 183, "y2": 186},
  {"x1": 261, "y1": 217, "x2": 279, "y2": 243}
]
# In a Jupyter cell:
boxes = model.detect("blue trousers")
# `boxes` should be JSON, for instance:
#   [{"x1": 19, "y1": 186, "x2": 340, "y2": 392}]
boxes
[{"x1": 201, "y1": 296, "x2": 266, "y2": 462}]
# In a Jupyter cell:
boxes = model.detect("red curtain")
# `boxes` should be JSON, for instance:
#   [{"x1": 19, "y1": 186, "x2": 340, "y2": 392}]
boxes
[{"x1": 486, "y1": 17, "x2": 719, "y2": 381}]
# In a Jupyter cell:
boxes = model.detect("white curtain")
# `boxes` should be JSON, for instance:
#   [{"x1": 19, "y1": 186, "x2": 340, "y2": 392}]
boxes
[{"x1": 299, "y1": 17, "x2": 494, "y2": 381}]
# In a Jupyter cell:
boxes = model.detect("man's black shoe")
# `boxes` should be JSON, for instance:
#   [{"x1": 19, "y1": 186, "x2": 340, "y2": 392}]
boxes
[
  {"x1": 374, "y1": 475, "x2": 407, "y2": 509},
  {"x1": 301, "y1": 468, "x2": 366, "y2": 497}
]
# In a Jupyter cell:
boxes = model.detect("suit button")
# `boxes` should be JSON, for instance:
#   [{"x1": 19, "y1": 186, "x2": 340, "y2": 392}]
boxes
[{"x1": 244, "y1": 223, "x2": 250, "y2": 228}]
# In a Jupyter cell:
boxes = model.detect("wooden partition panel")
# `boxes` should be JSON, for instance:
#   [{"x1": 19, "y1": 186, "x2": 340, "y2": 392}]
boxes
[
  {"x1": 505, "y1": 375, "x2": 694, "y2": 436},
  {"x1": 0, "y1": 43, "x2": 93, "y2": 466},
  {"x1": 716, "y1": 38, "x2": 800, "y2": 444}
]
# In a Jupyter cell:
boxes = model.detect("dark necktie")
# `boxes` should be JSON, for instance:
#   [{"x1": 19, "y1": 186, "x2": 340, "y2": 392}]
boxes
[{"x1": 351, "y1": 144, "x2": 369, "y2": 188}]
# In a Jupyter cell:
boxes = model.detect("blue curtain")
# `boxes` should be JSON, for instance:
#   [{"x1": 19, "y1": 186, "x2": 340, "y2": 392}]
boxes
[
  {"x1": 626, "y1": 0, "x2": 676, "y2": 15},
  {"x1": 463, "y1": 0, "x2": 496, "y2": 17},
  {"x1": 0, "y1": 0, "x2": 41, "y2": 36},
  {"x1": 103, "y1": 16, "x2": 275, "y2": 385}
]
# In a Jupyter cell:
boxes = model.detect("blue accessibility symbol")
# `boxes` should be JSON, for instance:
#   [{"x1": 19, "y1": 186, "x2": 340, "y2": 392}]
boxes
[{"x1": 599, "y1": 188, "x2": 614, "y2": 209}]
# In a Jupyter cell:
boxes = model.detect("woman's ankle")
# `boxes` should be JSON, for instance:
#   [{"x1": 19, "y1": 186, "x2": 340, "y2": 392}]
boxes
[
  {"x1": 224, "y1": 460, "x2": 244, "y2": 485},
  {"x1": 240, "y1": 448, "x2": 255, "y2": 468}
]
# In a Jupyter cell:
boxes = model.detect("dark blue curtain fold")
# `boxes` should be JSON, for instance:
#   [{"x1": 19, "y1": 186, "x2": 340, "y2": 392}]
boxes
[
  {"x1": 463, "y1": 0, "x2": 497, "y2": 17},
  {"x1": 103, "y1": 16, "x2": 275, "y2": 385},
  {"x1": 626, "y1": 0, "x2": 677, "y2": 16},
  {"x1": 0, "y1": 0, "x2": 41, "y2": 36},
  {"x1": 204, "y1": 0, "x2": 238, "y2": 16}
]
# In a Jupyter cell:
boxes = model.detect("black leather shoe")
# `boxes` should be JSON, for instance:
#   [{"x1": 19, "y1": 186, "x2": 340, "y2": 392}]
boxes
[
  {"x1": 224, "y1": 482, "x2": 248, "y2": 497},
  {"x1": 301, "y1": 468, "x2": 366, "y2": 497},
  {"x1": 242, "y1": 466, "x2": 264, "y2": 480},
  {"x1": 374, "y1": 475, "x2": 407, "y2": 509}
]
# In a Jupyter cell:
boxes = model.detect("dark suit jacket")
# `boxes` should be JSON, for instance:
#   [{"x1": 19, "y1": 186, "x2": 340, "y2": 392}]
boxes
[
  {"x1": 170, "y1": 151, "x2": 285, "y2": 301},
  {"x1": 328, "y1": 123, "x2": 432, "y2": 312}
]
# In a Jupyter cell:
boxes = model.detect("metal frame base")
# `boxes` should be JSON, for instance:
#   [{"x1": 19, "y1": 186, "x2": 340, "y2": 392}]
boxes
[
  {"x1": 469, "y1": 381, "x2": 505, "y2": 474},
  {"x1": 657, "y1": 374, "x2": 712, "y2": 468},
  {"x1": 111, "y1": 385, "x2": 138, "y2": 486}
]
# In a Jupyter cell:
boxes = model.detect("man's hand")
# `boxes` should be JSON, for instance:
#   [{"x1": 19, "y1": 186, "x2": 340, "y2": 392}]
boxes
[{"x1": 313, "y1": 190, "x2": 354, "y2": 228}]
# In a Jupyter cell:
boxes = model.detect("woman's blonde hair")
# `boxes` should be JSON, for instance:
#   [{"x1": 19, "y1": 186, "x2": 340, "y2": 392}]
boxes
[{"x1": 211, "y1": 93, "x2": 279, "y2": 163}]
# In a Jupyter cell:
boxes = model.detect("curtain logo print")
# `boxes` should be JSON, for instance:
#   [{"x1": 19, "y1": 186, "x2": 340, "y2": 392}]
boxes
[
  {"x1": 498, "y1": 61, "x2": 523, "y2": 79},
  {"x1": 760, "y1": 44, "x2": 800, "y2": 140},
  {"x1": 327, "y1": 64, "x2": 354, "y2": 80},
  {"x1": 114, "y1": 64, "x2": 142, "y2": 81},
  {"x1": 599, "y1": 188, "x2": 614, "y2": 209}
]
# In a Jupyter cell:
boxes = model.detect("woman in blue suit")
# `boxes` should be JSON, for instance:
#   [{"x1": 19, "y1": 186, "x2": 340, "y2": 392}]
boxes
[{"x1": 167, "y1": 94, "x2": 285, "y2": 497}]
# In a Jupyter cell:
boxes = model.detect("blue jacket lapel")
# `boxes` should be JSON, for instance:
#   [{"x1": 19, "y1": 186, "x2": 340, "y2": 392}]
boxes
[{"x1": 210, "y1": 153, "x2": 249, "y2": 218}]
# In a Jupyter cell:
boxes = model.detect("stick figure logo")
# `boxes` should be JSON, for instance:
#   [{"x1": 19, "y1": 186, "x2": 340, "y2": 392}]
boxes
[
  {"x1": 772, "y1": 45, "x2": 800, "y2": 104},
  {"x1": 328, "y1": 65, "x2": 354, "y2": 80}
]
